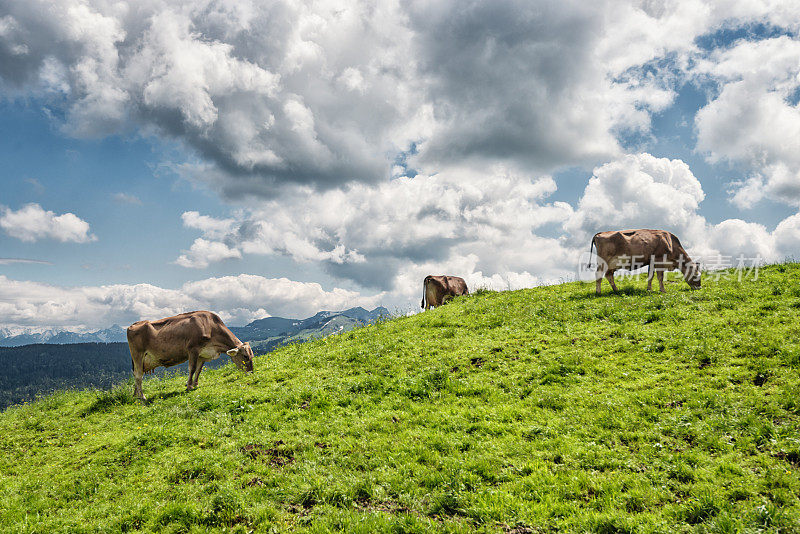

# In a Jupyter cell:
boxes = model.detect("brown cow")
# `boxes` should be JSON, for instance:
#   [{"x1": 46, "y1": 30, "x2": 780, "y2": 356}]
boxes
[
  {"x1": 127, "y1": 310, "x2": 254, "y2": 400},
  {"x1": 421, "y1": 275, "x2": 469, "y2": 309},
  {"x1": 591, "y1": 229, "x2": 701, "y2": 295}
]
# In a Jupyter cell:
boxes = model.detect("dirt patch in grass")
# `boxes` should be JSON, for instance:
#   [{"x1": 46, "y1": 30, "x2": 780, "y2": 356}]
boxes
[
  {"x1": 355, "y1": 496, "x2": 412, "y2": 514},
  {"x1": 499, "y1": 525, "x2": 543, "y2": 534},
  {"x1": 241, "y1": 441, "x2": 294, "y2": 467},
  {"x1": 773, "y1": 450, "x2": 800, "y2": 467},
  {"x1": 244, "y1": 476, "x2": 265, "y2": 487}
]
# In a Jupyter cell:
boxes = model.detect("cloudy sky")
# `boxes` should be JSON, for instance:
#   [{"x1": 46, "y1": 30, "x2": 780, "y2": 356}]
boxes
[{"x1": 2, "y1": 0, "x2": 800, "y2": 332}]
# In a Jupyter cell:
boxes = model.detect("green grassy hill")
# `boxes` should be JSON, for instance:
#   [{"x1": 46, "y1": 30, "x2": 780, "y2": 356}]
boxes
[{"x1": 2, "y1": 266, "x2": 800, "y2": 533}]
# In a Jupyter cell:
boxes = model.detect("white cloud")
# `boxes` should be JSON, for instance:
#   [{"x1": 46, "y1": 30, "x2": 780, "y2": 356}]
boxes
[
  {"x1": 181, "y1": 211, "x2": 237, "y2": 240},
  {"x1": 2, "y1": 0, "x2": 800, "y2": 199},
  {"x1": 177, "y1": 165, "x2": 575, "y2": 289},
  {"x1": 1, "y1": 0, "x2": 415, "y2": 191},
  {"x1": 0, "y1": 258, "x2": 52, "y2": 265},
  {"x1": 4, "y1": 1, "x2": 800, "y2": 330},
  {"x1": 5, "y1": 152, "x2": 800, "y2": 333},
  {"x1": 175, "y1": 238, "x2": 242, "y2": 269},
  {"x1": 704, "y1": 218, "x2": 777, "y2": 261},
  {"x1": 774, "y1": 213, "x2": 800, "y2": 261},
  {"x1": 176, "y1": 152, "x2": 800, "y2": 298},
  {"x1": 693, "y1": 36, "x2": 800, "y2": 207},
  {"x1": 566, "y1": 153, "x2": 706, "y2": 244},
  {"x1": 4, "y1": 0, "x2": 779, "y2": 196},
  {"x1": 729, "y1": 175, "x2": 766, "y2": 210},
  {"x1": 567, "y1": 153, "x2": 799, "y2": 265},
  {"x1": 181, "y1": 275, "x2": 384, "y2": 319},
  {"x1": 0, "y1": 274, "x2": 384, "y2": 330},
  {"x1": 0, "y1": 203, "x2": 95, "y2": 243}
]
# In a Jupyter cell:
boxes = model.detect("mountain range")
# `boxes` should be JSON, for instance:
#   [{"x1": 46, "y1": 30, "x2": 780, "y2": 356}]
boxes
[
  {"x1": 0, "y1": 326, "x2": 128, "y2": 347},
  {"x1": 0, "y1": 307, "x2": 391, "y2": 348},
  {"x1": 231, "y1": 306, "x2": 391, "y2": 352}
]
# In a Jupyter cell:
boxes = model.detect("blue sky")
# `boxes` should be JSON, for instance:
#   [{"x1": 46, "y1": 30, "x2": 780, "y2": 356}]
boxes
[
  {"x1": 0, "y1": 100, "x2": 339, "y2": 290},
  {"x1": 1, "y1": 0, "x2": 800, "y2": 330}
]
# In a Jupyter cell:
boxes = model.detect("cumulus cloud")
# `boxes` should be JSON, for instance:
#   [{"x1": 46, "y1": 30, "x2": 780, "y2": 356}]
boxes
[
  {"x1": 704, "y1": 218, "x2": 777, "y2": 261},
  {"x1": 2, "y1": 0, "x2": 800, "y2": 197},
  {"x1": 0, "y1": 0, "x2": 415, "y2": 193},
  {"x1": 181, "y1": 275, "x2": 384, "y2": 320},
  {"x1": 566, "y1": 154, "x2": 706, "y2": 244},
  {"x1": 693, "y1": 36, "x2": 800, "y2": 207},
  {"x1": 180, "y1": 211, "x2": 237, "y2": 240},
  {"x1": 404, "y1": 0, "x2": 622, "y2": 172},
  {"x1": 774, "y1": 213, "x2": 800, "y2": 260},
  {"x1": 177, "y1": 165, "x2": 575, "y2": 289},
  {"x1": 175, "y1": 238, "x2": 242, "y2": 269},
  {"x1": 1, "y1": 0, "x2": 764, "y2": 196},
  {"x1": 568, "y1": 153, "x2": 799, "y2": 265},
  {"x1": 0, "y1": 203, "x2": 95, "y2": 243},
  {"x1": 0, "y1": 274, "x2": 384, "y2": 331},
  {"x1": 5, "y1": 1, "x2": 800, "y2": 331},
  {"x1": 176, "y1": 152, "x2": 800, "y2": 296},
  {"x1": 5, "y1": 153, "x2": 800, "y2": 333}
]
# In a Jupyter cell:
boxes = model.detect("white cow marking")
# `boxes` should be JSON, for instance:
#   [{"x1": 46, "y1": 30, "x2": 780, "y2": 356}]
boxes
[{"x1": 199, "y1": 344, "x2": 221, "y2": 361}]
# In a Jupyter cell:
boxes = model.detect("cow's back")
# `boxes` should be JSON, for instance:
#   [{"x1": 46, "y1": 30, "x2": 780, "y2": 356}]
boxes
[
  {"x1": 594, "y1": 229, "x2": 673, "y2": 265},
  {"x1": 128, "y1": 311, "x2": 223, "y2": 369},
  {"x1": 445, "y1": 276, "x2": 469, "y2": 296}
]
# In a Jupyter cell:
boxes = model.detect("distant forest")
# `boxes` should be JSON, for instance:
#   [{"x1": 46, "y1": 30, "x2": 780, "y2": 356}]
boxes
[{"x1": 0, "y1": 343, "x2": 228, "y2": 410}]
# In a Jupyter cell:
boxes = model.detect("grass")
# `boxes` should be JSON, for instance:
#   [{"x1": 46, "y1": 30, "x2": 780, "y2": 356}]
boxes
[{"x1": 2, "y1": 265, "x2": 800, "y2": 532}]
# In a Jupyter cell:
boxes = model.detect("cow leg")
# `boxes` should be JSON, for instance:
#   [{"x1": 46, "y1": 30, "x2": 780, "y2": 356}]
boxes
[
  {"x1": 605, "y1": 271, "x2": 619, "y2": 292},
  {"x1": 192, "y1": 360, "x2": 205, "y2": 389},
  {"x1": 657, "y1": 270, "x2": 666, "y2": 292},
  {"x1": 595, "y1": 267, "x2": 605, "y2": 295},
  {"x1": 132, "y1": 352, "x2": 146, "y2": 401},
  {"x1": 186, "y1": 353, "x2": 198, "y2": 391},
  {"x1": 647, "y1": 265, "x2": 654, "y2": 291}
]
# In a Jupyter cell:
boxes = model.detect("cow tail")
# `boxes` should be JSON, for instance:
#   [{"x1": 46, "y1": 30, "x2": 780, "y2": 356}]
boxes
[
  {"x1": 126, "y1": 327, "x2": 134, "y2": 371},
  {"x1": 421, "y1": 277, "x2": 427, "y2": 309},
  {"x1": 588, "y1": 234, "x2": 598, "y2": 269}
]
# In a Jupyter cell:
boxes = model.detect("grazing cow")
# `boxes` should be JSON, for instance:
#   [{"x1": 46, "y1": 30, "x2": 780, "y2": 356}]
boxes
[
  {"x1": 127, "y1": 310, "x2": 254, "y2": 400},
  {"x1": 421, "y1": 275, "x2": 469, "y2": 309},
  {"x1": 591, "y1": 229, "x2": 701, "y2": 295}
]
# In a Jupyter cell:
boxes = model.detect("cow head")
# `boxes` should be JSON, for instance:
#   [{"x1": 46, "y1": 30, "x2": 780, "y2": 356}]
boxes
[
  {"x1": 683, "y1": 262, "x2": 702, "y2": 289},
  {"x1": 226, "y1": 342, "x2": 255, "y2": 372}
]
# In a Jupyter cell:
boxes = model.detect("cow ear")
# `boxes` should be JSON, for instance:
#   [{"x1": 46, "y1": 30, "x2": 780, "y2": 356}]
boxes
[{"x1": 226, "y1": 347, "x2": 239, "y2": 357}]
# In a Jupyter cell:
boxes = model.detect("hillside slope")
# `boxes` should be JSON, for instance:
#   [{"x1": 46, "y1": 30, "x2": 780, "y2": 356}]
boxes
[
  {"x1": 0, "y1": 307, "x2": 390, "y2": 410},
  {"x1": 1, "y1": 266, "x2": 800, "y2": 532}
]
